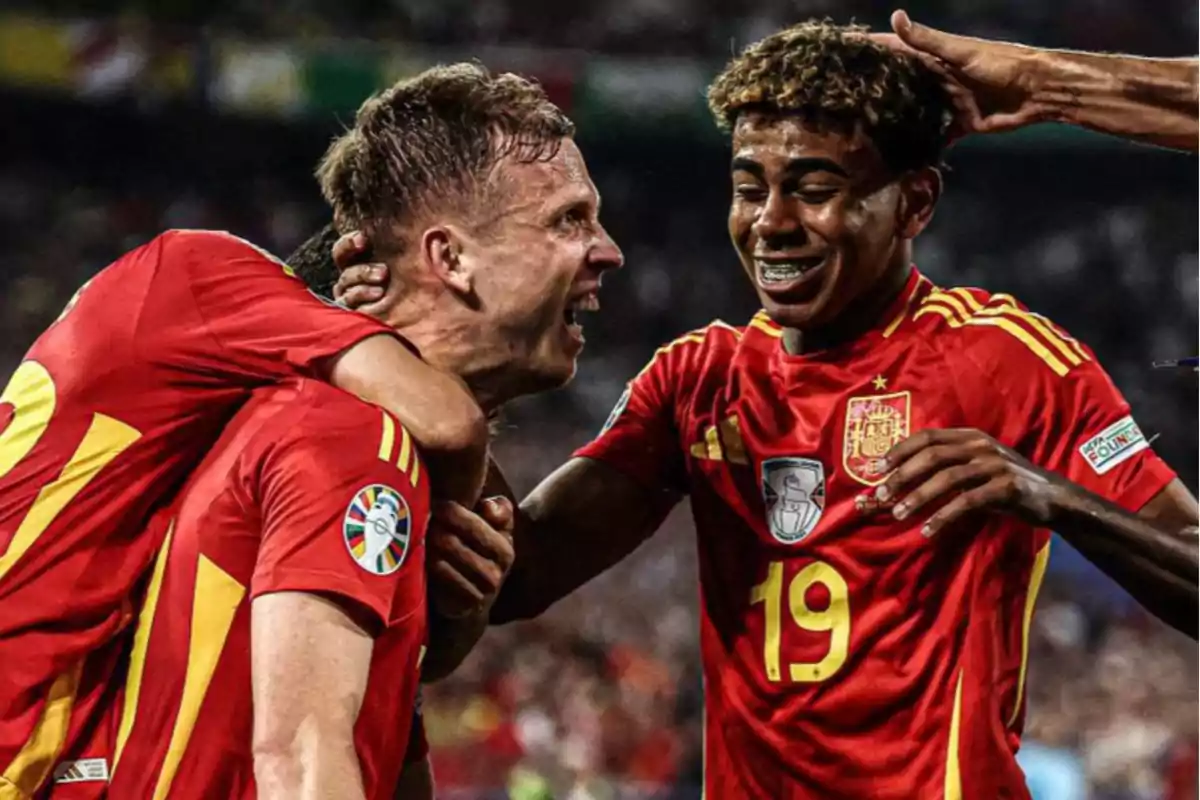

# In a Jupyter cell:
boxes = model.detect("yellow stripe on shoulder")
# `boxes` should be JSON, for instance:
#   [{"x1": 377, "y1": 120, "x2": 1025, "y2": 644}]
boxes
[
  {"x1": 913, "y1": 292, "x2": 969, "y2": 325},
  {"x1": 378, "y1": 410, "x2": 396, "y2": 462},
  {"x1": 633, "y1": 321, "x2": 736, "y2": 380},
  {"x1": 953, "y1": 289, "x2": 1089, "y2": 369},
  {"x1": 917, "y1": 288, "x2": 1087, "y2": 377},
  {"x1": 881, "y1": 274, "x2": 931, "y2": 338},
  {"x1": 748, "y1": 310, "x2": 782, "y2": 339},
  {"x1": 377, "y1": 410, "x2": 421, "y2": 487}
]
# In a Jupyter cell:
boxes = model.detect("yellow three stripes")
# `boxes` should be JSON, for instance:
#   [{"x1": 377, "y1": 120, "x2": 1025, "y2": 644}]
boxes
[
  {"x1": 378, "y1": 411, "x2": 421, "y2": 487},
  {"x1": 915, "y1": 289, "x2": 1089, "y2": 377}
]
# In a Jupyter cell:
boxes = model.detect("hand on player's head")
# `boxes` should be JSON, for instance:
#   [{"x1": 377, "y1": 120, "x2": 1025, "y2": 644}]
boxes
[
  {"x1": 331, "y1": 230, "x2": 391, "y2": 313},
  {"x1": 882, "y1": 10, "x2": 1047, "y2": 138},
  {"x1": 427, "y1": 496, "x2": 516, "y2": 618}
]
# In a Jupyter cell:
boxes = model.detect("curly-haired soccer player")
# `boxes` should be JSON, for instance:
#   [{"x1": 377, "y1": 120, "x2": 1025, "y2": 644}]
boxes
[{"x1": 336, "y1": 21, "x2": 1197, "y2": 798}]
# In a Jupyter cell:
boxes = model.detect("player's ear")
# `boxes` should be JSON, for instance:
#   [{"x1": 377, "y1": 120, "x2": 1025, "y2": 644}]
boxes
[
  {"x1": 896, "y1": 167, "x2": 942, "y2": 240},
  {"x1": 419, "y1": 225, "x2": 472, "y2": 296}
]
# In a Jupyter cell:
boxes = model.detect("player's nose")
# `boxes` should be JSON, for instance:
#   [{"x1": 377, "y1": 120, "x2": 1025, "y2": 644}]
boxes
[
  {"x1": 589, "y1": 225, "x2": 624, "y2": 274},
  {"x1": 753, "y1": 191, "x2": 804, "y2": 243}
]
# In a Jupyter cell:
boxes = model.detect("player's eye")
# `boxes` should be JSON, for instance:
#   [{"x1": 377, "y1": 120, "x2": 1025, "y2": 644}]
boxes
[
  {"x1": 735, "y1": 186, "x2": 767, "y2": 203},
  {"x1": 555, "y1": 207, "x2": 588, "y2": 230},
  {"x1": 797, "y1": 186, "x2": 839, "y2": 203}
]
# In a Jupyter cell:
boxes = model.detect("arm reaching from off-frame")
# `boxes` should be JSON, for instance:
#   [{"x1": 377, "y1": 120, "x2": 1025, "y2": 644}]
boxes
[
  {"x1": 420, "y1": 457, "x2": 677, "y2": 682},
  {"x1": 881, "y1": 10, "x2": 1198, "y2": 151},
  {"x1": 491, "y1": 457, "x2": 680, "y2": 624}
]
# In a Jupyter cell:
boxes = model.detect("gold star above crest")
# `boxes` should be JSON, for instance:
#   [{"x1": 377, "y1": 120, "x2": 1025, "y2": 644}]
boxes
[{"x1": 872, "y1": 375, "x2": 888, "y2": 391}]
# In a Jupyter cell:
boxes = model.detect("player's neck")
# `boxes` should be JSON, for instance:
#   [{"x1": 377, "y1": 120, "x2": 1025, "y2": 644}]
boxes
[
  {"x1": 391, "y1": 319, "x2": 514, "y2": 414},
  {"x1": 782, "y1": 263, "x2": 912, "y2": 356}
]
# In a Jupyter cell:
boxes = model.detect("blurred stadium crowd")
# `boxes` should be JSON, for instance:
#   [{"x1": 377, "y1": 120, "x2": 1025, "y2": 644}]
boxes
[
  {"x1": 13, "y1": 0, "x2": 1200, "y2": 55},
  {"x1": 1, "y1": 2, "x2": 1197, "y2": 799}
]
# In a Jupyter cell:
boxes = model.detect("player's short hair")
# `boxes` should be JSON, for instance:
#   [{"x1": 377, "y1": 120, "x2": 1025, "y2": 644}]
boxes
[
  {"x1": 286, "y1": 224, "x2": 340, "y2": 298},
  {"x1": 706, "y1": 20, "x2": 953, "y2": 172},
  {"x1": 317, "y1": 63, "x2": 575, "y2": 254}
]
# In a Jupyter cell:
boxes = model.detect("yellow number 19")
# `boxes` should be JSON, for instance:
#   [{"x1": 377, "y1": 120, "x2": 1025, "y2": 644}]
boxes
[
  {"x1": 750, "y1": 560, "x2": 851, "y2": 683},
  {"x1": 0, "y1": 361, "x2": 141, "y2": 581}
]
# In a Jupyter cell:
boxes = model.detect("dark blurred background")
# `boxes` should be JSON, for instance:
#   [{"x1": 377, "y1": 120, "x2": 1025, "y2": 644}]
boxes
[{"x1": 0, "y1": 2, "x2": 1196, "y2": 798}]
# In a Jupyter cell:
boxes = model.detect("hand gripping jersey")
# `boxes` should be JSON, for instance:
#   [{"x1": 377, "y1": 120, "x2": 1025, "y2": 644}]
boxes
[
  {"x1": 104, "y1": 379, "x2": 429, "y2": 799},
  {"x1": 577, "y1": 270, "x2": 1175, "y2": 799},
  {"x1": 0, "y1": 230, "x2": 394, "y2": 797}
]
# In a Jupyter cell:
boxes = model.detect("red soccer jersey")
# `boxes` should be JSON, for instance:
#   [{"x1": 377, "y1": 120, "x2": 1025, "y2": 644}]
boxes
[
  {"x1": 0, "y1": 229, "x2": 395, "y2": 795},
  {"x1": 576, "y1": 270, "x2": 1176, "y2": 799},
  {"x1": 102, "y1": 379, "x2": 428, "y2": 799}
]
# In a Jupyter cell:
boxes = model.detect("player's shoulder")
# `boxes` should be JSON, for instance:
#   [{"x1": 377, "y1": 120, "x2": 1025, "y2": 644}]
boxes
[
  {"x1": 246, "y1": 378, "x2": 385, "y2": 436},
  {"x1": 635, "y1": 318, "x2": 746, "y2": 381},
  {"x1": 158, "y1": 228, "x2": 295, "y2": 273},
  {"x1": 908, "y1": 282, "x2": 1093, "y2": 379},
  {"x1": 234, "y1": 378, "x2": 423, "y2": 483}
]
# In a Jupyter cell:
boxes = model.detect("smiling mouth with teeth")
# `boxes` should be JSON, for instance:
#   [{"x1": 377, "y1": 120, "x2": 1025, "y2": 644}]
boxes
[
  {"x1": 756, "y1": 257, "x2": 826, "y2": 285},
  {"x1": 564, "y1": 292, "x2": 600, "y2": 325}
]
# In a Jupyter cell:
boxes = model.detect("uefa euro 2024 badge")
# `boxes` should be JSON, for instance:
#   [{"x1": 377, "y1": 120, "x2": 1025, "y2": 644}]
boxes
[
  {"x1": 344, "y1": 484, "x2": 411, "y2": 576},
  {"x1": 761, "y1": 458, "x2": 827, "y2": 544}
]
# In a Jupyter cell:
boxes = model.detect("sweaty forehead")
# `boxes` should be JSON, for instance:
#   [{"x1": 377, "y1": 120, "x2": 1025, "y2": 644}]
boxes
[
  {"x1": 731, "y1": 113, "x2": 881, "y2": 174},
  {"x1": 492, "y1": 138, "x2": 597, "y2": 211}
]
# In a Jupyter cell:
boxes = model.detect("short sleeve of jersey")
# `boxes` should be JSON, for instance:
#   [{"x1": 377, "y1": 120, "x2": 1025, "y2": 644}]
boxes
[
  {"x1": 165, "y1": 229, "x2": 396, "y2": 381},
  {"x1": 249, "y1": 382, "x2": 429, "y2": 632},
  {"x1": 574, "y1": 342, "x2": 690, "y2": 494},
  {"x1": 954, "y1": 316, "x2": 1176, "y2": 514}
]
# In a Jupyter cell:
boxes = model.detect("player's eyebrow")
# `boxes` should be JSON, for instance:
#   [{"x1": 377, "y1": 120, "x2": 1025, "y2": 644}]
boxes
[
  {"x1": 731, "y1": 157, "x2": 764, "y2": 178},
  {"x1": 731, "y1": 156, "x2": 849, "y2": 178},
  {"x1": 785, "y1": 157, "x2": 849, "y2": 177}
]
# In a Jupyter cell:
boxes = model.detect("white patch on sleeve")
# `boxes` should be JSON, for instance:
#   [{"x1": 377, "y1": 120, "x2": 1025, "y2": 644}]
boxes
[{"x1": 1078, "y1": 415, "x2": 1149, "y2": 475}]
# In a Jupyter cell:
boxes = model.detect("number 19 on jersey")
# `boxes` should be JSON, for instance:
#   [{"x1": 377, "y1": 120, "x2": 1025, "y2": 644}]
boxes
[{"x1": 750, "y1": 560, "x2": 851, "y2": 683}]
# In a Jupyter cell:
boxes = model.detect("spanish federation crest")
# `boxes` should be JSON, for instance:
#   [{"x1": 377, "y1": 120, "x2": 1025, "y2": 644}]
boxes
[
  {"x1": 761, "y1": 458, "x2": 826, "y2": 544},
  {"x1": 843, "y1": 391, "x2": 911, "y2": 486},
  {"x1": 344, "y1": 484, "x2": 411, "y2": 576}
]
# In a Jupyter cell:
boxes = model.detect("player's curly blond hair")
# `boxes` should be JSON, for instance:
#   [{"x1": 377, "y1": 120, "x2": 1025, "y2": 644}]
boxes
[
  {"x1": 317, "y1": 63, "x2": 574, "y2": 254},
  {"x1": 707, "y1": 20, "x2": 953, "y2": 172}
]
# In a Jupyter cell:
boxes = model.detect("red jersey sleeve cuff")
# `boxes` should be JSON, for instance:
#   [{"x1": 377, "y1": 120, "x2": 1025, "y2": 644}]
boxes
[
  {"x1": 251, "y1": 567, "x2": 393, "y2": 634},
  {"x1": 289, "y1": 320, "x2": 403, "y2": 375},
  {"x1": 573, "y1": 438, "x2": 674, "y2": 494},
  {"x1": 1101, "y1": 455, "x2": 1178, "y2": 514}
]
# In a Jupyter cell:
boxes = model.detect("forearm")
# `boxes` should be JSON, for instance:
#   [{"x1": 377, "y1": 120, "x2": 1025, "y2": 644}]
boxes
[
  {"x1": 251, "y1": 593, "x2": 373, "y2": 800},
  {"x1": 1031, "y1": 50, "x2": 1199, "y2": 150},
  {"x1": 1049, "y1": 487, "x2": 1198, "y2": 636},
  {"x1": 328, "y1": 334, "x2": 489, "y2": 506},
  {"x1": 490, "y1": 485, "x2": 675, "y2": 624},
  {"x1": 421, "y1": 603, "x2": 489, "y2": 683},
  {"x1": 255, "y1": 736, "x2": 366, "y2": 800}
]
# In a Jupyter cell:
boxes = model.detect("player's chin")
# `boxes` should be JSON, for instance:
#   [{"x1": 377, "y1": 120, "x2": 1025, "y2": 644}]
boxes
[
  {"x1": 758, "y1": 293, "x2": 833, "y2": 331},
  {"x1": 529, "y1": 335, "x2": 581, "y2": 390},
  {"x1": 531, "y1": 356, "x2": 578, "y2": 392}
]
